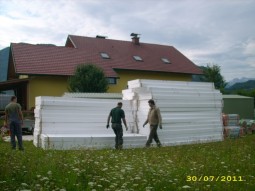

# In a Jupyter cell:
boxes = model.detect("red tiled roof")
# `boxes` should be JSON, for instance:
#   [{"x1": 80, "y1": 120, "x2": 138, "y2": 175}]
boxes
[
  {"x1": 11, "y1": 35, "x2": 202, "y2": 77},
  {"x1": 11, "y1": 43, "x2": 117, "y2": 77}
]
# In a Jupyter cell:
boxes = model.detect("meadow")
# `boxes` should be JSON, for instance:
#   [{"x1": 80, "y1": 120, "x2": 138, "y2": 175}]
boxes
[{"x1": 0, "y1": 135, "x2": 254, "y2": 191}]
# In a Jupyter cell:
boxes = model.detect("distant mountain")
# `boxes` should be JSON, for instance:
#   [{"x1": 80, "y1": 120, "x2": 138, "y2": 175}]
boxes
[
  {"x1": 226, "y1": 77, "x2": 255, "y2": 88},
  {"x1": 226, "y1": 80, "x2": 255, "y2": 90}
]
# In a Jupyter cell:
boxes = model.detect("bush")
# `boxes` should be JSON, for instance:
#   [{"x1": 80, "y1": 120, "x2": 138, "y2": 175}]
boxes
[{"x1": 68, "y1": 64, "x2": 109, "y2": 92}]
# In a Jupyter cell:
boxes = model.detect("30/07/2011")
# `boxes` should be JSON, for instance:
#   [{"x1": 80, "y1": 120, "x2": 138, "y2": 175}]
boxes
[{"x1": 186, "y1": 176, "x2": 245, "y2": 182}]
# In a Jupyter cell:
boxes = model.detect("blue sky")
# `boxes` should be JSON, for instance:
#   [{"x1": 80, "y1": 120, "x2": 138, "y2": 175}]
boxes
[{"x1": 0, "y1": 0, "x2": 255, "y2": 82}]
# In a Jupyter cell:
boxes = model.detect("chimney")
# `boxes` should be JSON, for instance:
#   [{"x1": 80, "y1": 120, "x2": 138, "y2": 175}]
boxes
[
  {"x1": 96, "y1": 35, "x2": 107, "y2": 39},
  {"x1": 130, "y1": 33, "x2": 140, "y2": 45}
]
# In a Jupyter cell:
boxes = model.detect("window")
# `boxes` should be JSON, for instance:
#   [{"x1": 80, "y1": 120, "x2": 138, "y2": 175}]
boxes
[
  {"x1": 133, "y1": 55, "x2": 143, "y2": 61},
  {"x1": 100, "y1": 52, "x2": 110, "y2": 59},
  {"x1": 107, "y1": 78, "x2": 117, "y2": 84},
  {"x1": 161, "y1": 58, "x2": 171, "y2": 64}
]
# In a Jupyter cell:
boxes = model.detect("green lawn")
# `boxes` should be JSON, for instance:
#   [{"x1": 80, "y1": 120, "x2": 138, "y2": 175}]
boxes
[{"x1": 0, "y1": 135, "x2": 255, "y2": 191}]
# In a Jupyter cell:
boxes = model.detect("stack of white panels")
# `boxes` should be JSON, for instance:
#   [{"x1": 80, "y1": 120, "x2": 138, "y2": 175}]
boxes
[
  {"x1": 40, "y1": 134, "x2": 147, "y2": 150},
  {"x1": 34, "y1": 96, "x2": 147, "y2": 149},
  {"x1": 34, "y1": 79, "x2": 223, "y2": 150},
  {"x1": 124, "y1": 79, "x2": 223, "y2": 145},
  {"x1": 63, "y1": 92, "x2": 122, "y2": 99}
]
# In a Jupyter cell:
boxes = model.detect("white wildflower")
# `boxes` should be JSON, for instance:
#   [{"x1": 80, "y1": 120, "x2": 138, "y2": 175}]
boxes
[
  {"x1": 41, "y1": 177, "x2": 49, "y2": 181},
  {"x1": 21, "y1": 183, "x2": 28, "y2": 187},
  {"x1": 73, "y1": 168, "x2": 80, "y2": 172},
  {"x1": 126, "y1": 167, "x2": 133, "y2": 170},
  {"x1": 182, "y1": 185, "x2": 191, "y2": 189},
  {"x1": 88, "y1": 182, "x2": 94, "y2": 187},
  {"x1": 146, "y1": 186, "x2": 153, "y2": 191},
  {"x1": 109, "y1": 185, "x2": 115, "y2": 189}
]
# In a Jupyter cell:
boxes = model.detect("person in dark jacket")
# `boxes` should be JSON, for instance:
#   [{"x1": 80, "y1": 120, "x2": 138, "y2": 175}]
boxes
[
  {"x1": 107, "y1": 102, "x2": 128, "y2": 149},
  {"x1": 5, "y1": 96, "x2": 24, "y2": 150},
  {"x1": 143, "y1": 99, "x2": 162, "y2": 147}
]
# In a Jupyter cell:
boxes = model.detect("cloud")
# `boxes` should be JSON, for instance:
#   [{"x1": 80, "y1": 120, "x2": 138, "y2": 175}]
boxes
[
  {"x1": 0, "y1": 0, "x2": 255, "y2": 81},
  {"x1": 244, "y1": 38, "x2": 255, "y2": 57}
]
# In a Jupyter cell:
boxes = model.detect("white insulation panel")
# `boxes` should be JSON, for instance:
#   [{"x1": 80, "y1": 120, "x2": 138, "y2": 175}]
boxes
[
  {"x1": 33, "y1": 97, "x2": 138, "y2": 149},
  {"x1": 40, "y1": 133, "x2": 147, "y2": 150},
  {"x1": 34, "y1": 79, "x2": 223, "y2": 150},
  {"x1": 123, "y1": 79, "x2": 223, "y2": 145}
]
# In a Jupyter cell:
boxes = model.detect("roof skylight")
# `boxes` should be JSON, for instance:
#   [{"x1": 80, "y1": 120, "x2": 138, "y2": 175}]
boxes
[
  {"x1": 133, "y1": 55, "x2": 143, "y2": 61},
  {"x1": 100, "y1": 52, "x2": 110, "y2": 59},
  {"x1": 161, "y1": 58, "x2": 171, "y2": 64}
]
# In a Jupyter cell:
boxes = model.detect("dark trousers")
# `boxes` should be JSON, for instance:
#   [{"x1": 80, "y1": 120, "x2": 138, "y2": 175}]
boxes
[
  {"x1": 10, "y1": 121, "x2": 23, "y2": 150},
  {"x1": 112, "y1": 123, "x2": 123, "y2": 149},
  {"x1": 146, "y1": 125, "x2": 161, "y2": 147}
]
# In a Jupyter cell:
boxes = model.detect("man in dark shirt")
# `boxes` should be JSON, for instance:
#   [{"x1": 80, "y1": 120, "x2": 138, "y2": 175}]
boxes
[
  {"x1": 107, "y1": 102, "x2": 128, "y2": 149},
  {"x1": 5, "y1": 96, "x2": 24, "y2": 150}
]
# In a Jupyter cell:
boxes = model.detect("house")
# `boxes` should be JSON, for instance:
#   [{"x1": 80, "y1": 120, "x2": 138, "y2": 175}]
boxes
[{"x1": 1, "y1": 34, "x2": 202, "y2": 109}]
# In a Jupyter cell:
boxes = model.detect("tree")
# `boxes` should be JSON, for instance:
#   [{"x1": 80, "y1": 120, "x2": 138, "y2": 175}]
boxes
[
  {"x1": 199, "y1": 64, "x2": 227, "y2": 90},
  {"x1": 68, "y1": 64, "x2": 109, "y2": 92}
]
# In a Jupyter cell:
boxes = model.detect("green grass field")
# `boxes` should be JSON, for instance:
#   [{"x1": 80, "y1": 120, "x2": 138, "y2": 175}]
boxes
[{"x1": 0, "y1": 135, "x2": 255, "y2": 191}]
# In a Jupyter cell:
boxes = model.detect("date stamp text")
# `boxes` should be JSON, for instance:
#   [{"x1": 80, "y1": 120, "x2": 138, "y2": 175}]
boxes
[{"x1": 186, "y1": 176, "x2": 245, "y2": 182}]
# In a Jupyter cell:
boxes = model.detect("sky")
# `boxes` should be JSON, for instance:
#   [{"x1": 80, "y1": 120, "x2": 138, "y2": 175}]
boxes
[{"x1": 0, "y1": 0, "x2": 255, "y2": 82}]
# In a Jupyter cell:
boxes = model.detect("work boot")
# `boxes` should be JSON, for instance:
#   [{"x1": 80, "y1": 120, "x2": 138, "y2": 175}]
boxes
[
  {"x1": 157, "y1": 142, "x2": 162, "y2": 148},
  {"x1": 115, "y1": 145, "x2": 123, "y2": 150}
]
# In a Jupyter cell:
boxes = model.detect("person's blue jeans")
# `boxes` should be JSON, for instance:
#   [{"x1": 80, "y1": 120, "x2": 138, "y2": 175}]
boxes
[{"x1": 9, "y1": 121, "x2": 23, "y2": 150}]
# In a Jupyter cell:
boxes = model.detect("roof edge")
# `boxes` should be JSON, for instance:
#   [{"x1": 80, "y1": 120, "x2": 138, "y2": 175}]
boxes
[
  {"x1": 113, "y1": 68, "x2": 203, "y2": 75},
  {"x1": 65, "y1": 35, "x2": 77, "y2": 48}
]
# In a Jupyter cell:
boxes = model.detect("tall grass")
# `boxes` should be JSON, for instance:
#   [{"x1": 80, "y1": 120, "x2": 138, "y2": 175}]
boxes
[{"x1": 0, "y1": 135, "x2": 254, "y2": 191}]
